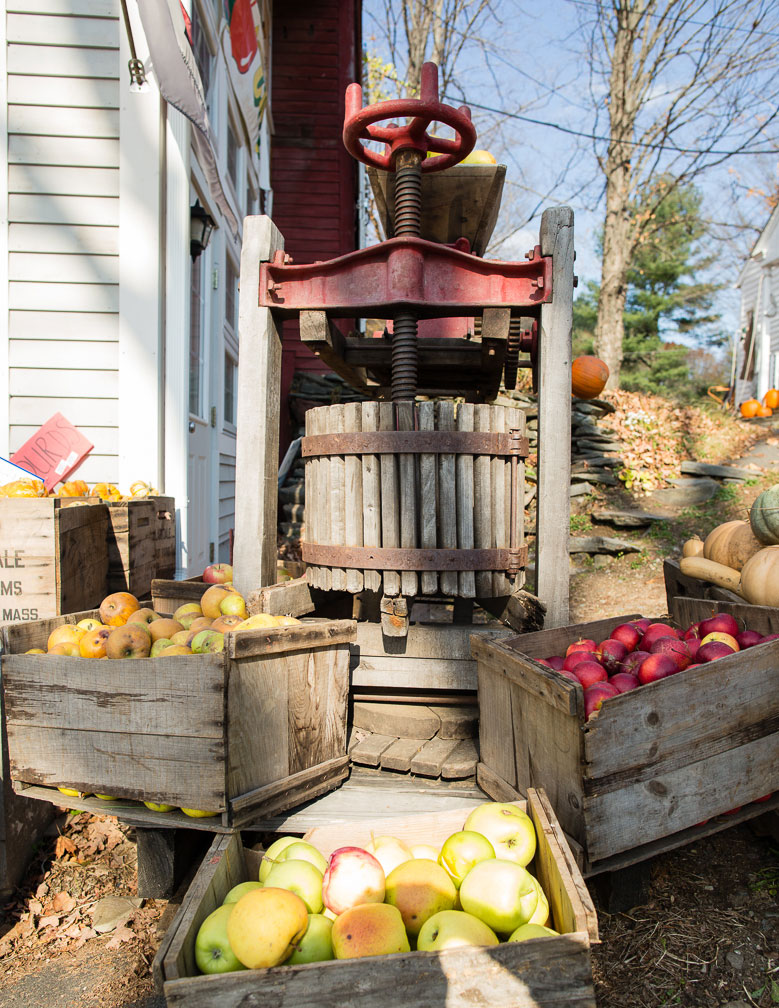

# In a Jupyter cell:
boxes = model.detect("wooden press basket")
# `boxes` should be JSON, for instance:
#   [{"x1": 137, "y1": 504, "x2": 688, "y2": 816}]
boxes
[{"x1": 302, "y1": 401, "x2": 527, "y2": 599}]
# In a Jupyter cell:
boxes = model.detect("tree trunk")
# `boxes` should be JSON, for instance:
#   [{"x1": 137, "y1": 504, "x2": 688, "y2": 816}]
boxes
[{"x1": 595, "y1": 198, "x2": 631, "y2": 388}]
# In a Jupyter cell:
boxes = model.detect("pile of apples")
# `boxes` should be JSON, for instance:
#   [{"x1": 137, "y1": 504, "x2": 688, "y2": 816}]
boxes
[
  {"x1": 538, "y1": 611, "x2": 779, "y2": 721},
  {"x1": 195, "y1": 802, "x2": 557, "y2": 974}
]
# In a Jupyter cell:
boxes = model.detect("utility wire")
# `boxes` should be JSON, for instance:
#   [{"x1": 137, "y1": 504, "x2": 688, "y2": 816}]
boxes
[{"x1": 563, "y1": 0, "x2": 779, "y2": 41}]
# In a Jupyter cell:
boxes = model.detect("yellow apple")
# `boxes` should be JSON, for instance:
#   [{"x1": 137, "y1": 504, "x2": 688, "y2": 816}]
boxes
[
  {"x1": 410, "y1": 843, "x2": 439, "y2": 860},
  {"x1": 144, "y1": 801, "x2": 176, "y2": 812},
  {"x1": 528, "y1": 876, "x2": 550, "y2": 926},
  {"x1": 219, "y1": 592, "x2": 247, "y2": 620},
  {"x1": 227, "y1": 887, "x2": 308, "y2": 968},
  {"x1": 173, "y1": 602, "x2": 203, "y2": 628},
  {"x1": 459, "y1": 859, "x2": 538, "y2": 934},
  {"x1": 463, "y1": 802, "x2": 536, "y2": 866},
  {"x1": 287, "y1": 913, "x2": 334, "y2": 964},
  {"x1": 235, "y1": 613, "x2": 283, "y2": 630},
  {"x1": 201, "y1": 584, "x2": 236, "y2": 619},
  {"x1": 416, "y1": 909, "x2": 499, "y2": 951},
  {"x1": 76, "y1": 617, "x2": 103, "y2": 632},
  {"x1": 384, "y1": 859, "x2": 457, "y2": 937},
  {"x1": 331, "y1": 903, "x2": 410, "y2": 959},
  {"x1": 275, "y1": 841, "x2": 328, "y2": 875},
  {"x1": 508, "y1": 922, "x2": 559, "y2": 941},
  {"x1": 150, "y1": 638, "x2": 174, "y2": 657},
  {"x1": 262, "y1": 859, "x2": 324, "y2": 914},
  {"x1": 366, "y1": 835, "x2": 413, "y2": 876},
  {"x1": 439, "y1": 830, "x2": 495, "y2": 888},
  {"x1": 180, "y1": 808, "x2": 219, "y2": 818}
]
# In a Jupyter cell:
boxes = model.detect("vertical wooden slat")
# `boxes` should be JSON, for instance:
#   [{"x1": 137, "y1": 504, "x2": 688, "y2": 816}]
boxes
[
  {"x1": 396, "y1": 401, "x2": 418, "y2": 598},
  {"x1": 474, "y1": 404, "x2": 493, "y2": 598},
  {"x1": 537, "y1": 206, "x2": 574, "y2": 626},
  {"x1": 304, "y1": 407, "x2": 318, "y2": 590},
  {"x1": 491, "y1": 405, "x2": 510, "y2": 596},
  {"x1": 343, "y1": 403, "x2": 364, "y2": 594},
  {"x1": 437, "y1": 400, "x2": 458, "y2": 597},
  {"x1": 512, "y1": 406, "x2": 527, "y2": 591},
  {"x1": 418, "y1": 400, "x2": 437, "y2": 596},
  {"x1": 361, "y1": 401, "x2": 382, "y2": 593},
  {"x1": 328, "y1": 404, "x2": 346, "y2": 592},
  {"x1": 456, "y1": 402, "x2": 475, "y2": 599},
  {"x1": 379, "y1": 402, "x2": 401, "y2": 597},
  {"x1": 317, "y1": 407, "x2": 332, "y2": 591}
]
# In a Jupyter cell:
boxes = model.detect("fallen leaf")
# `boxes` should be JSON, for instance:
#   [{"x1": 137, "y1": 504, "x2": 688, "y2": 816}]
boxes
[
  {"x1": 51, "y1": 892, "x2": 76, "y2": 914},
  {"x1": 54, "y1": 836, "x2": 76, "y2": 859},
  {"x1": 105, "y1": 925, "x2": 135, "y2": 950},
  {"x1": 37, "y1": 914, "x2": 60, "y2": 930},
  {"x1": 27, "y1": 899, "x2": 43, "y2": 916}
]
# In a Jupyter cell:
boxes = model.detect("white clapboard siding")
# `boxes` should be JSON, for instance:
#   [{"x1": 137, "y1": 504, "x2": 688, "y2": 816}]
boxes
[
  {"x1": 7, "y1": 1, "x2": 118, "y2": 19},
  {"x1": 9, "y1": 223, "x2": 118, "y2": 256},
  {"x1": 10, "y1": 397, "x2": 118, "y2": 427},
  {"x1": 8, "y1": 75, "x2": 119, "y2": 109},
  {"x1": 10, "y1": 368, "x2": 118, "y2": 398},
  {"x1": 10, "y1": 311, "x2": 119, "y2": 342},
  {"x1": 9, "y1": 282, "x2": 119, "y2": 313},
  {"x1": 8, "y1": 135, "x2": 119, "y2": 168},
  {"x1": 9, "y1": 194, "x2": 118, "y2": 228},
  {"x1": 9, "y1": 339, "x2": 118, "y2": 370},
  {"x1": 9, "y1": 166, "x2": 119, "y2": 198},
  {"x1": 46, "y1": 454, "x2": 119, "y2": 483},
  {"x1": 9, "y1": 105, "x2": 119, "y2": 140},
  {"x1": 13, "y1": 425, "x2": 119, "y2": 455},
  {"x1": 10, "y1": 252, "x2": 119, "y2": 285},
  {"x1": 7, "y1": 13, "x2": 119, "y2": 49},
  {"x1": 8, "y1": 44, "x2": 118, "y2": 79},
  {"x1": 218, "y1": 452, "x2": 237, "y2": 544}
]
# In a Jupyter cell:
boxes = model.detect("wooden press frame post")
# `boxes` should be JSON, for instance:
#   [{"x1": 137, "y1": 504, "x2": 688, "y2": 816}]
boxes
[
  {"x1": 233, "y1": 216, "x2": 285, "y2": 596},
  {"x1": 536, "y1": 206, "x2": 574, "y2": 628}
]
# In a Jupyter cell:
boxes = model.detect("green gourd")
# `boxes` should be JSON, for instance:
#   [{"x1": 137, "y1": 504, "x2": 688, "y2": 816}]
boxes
[{"x1": 749, "y1": 485, "x2": 779, "y2": 545}]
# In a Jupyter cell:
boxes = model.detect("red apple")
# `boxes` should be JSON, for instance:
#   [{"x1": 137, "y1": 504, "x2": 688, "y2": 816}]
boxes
[
  {"x1": 759, "y1": 633, "x2": 779, "y2": 643},
  {"x1": 722, "y1": 806, "x2": 742, "y2": 816},
  {"x1": 621, "y1": 650, "x2": 651, "y2": 676},
  {"x1": 753, "y1": 793, "x2": 774, "y2": 803},
  {"x1": 556, "y1": 667, "x2": 581, "y2": 683},
  {"x1": 685, "y1": 637, "x2": 701, "y2": 661},
  {"x1": 596, "y1": 638, "x2": 628, "y2": 674},
  {"x1": 683, "y1": 622, "x2": 702, "y2": 641},
  {"x1": 565, "y1": 638, "x2": 597, "y2": 658},
  {"x1": 563, "y1": 650, "x2": 599, "y2": 672},
  {"x1": 697, "y1": 640, "x2": 737, "y2": 663},
  {"x1": 649, "y1": 636, "x2": 691, "y2": 671},
  {"x1": 700, "y1": 631, "x2": 739, "y2": 652},
  {"x1": 641, "y1": 623, "x2": 681, "y2": 650},
  {"x1": 609, "y1": 672, "x2": 640, "y2": 694},
  {"x1": 543, "y1": 655, "x2": 565, "y2": 670},
  {"x1": 584, "y1": 681, "x2": 620, "y2": 719},
  {"x1": 536, "y1": 659, "x2": 554, "y2": 669},
  {"x1": 736, "y1": 630, "x2": 763, "y2": 649},
  {"x1": 699, "y1": 613, "x2": 740, "y2": 639},
  {"x1": 637, "y1": 653, "x2": 677, "y2": 684},
  {"x1": 203, "y1": 563, "x2": 233, "y2": 584},
  {"x1": 573, "y1": 661, "x2": 608, "y2": 689},
  {"x1": 609, "y1": 623, "x2": 642, "y2": 651}
]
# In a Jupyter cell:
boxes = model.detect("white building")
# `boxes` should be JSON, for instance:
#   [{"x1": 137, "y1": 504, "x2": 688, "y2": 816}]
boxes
[
  {"x1": 735, "y1": 203, "x2": 779, "y2": 405},
  {"x1": 0, "y1": 0, "x2": 272, "y2": 575}
]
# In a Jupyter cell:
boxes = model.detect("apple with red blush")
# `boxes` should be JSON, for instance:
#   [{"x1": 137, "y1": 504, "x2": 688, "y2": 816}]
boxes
[
  {"x1": 700, "y1": 631, "x2": 739, "y2": 652},
  {"x1": 573, "y1": 660, "x2": 608, "y2": 689},
  {"x1": 596, "y1": 638, "x2": 628, "y2": 674},
  {"x1": 544, "y1": 655, "x2": 565, "y2": 669},
  {"x1": 563, "y1": 650, "x2": 597, "y2": 672},
  {"x1": 736, "y1": 630, "x2": 763, "y2": 649},
  {"x1": 697, "y1": 640, "x2": 737, "y2": 662},
  {"x1": 621, "y1": 650, "x2": 651, "y2": 676},
  {"x1": 760, "y1": 633, "x2": 779, "y2": 643},
  {"x1": 649, "y1": 636, "x2": 691, "y2": 671},
  {"x1": 584, "y1": 681, "x2": 619, "y2": 718},
  {"x1": 637, "y1": 653, "x2": 677, "y2": 684},
  {"x1": 609, "y1": 672, "x2": 639, "y2": 694},
  {"x1": 698, "y1": 613, "x2": 740, "y2": 639},
  {"x1": 641, "y1": 622, "x2": 681, "y2": 650},
  {"x1": 609, "y1": 623, "x2": 642, "y2": 651},
  {"x1": 565, "y1": 638, "x2": 597, "y2": 658},
  {"x1": 631, "y1": 618, "x2": 652, "y2": 633}
]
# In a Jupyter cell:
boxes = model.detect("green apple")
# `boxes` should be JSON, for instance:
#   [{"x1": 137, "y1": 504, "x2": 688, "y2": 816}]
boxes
[
  {"x1": 416, "y1": 909, "x2": 499, "y2": 951},
  {"x1": 262, "y1": 859, "x2": 324, "y2": 914},
  {"x1": 223, "y1": 881, "x2": 263, "y2": 905},
  {"x1": 365, "y1": 835, "x2": 413, "y2": 876},
  {"x1": 410, "y1": 843, "x2": 440, "y2": 860},
  {"x1": 528, "y1": 876, "x2": 550, "y2": 926},
  {"x1": 276, "y1": 840, "x2": 327, "y2": 875},
  {"x1": 287, "y1": 913, "x2": 334, "y2": 964},
  {"x1": 258, "y1": 836, "x2": 301, "y2": 882},
  {"x1": 191, "y1": 629, "x2": 225, "y2": 654},
  {"x1": 150, "y1": 638, "x2": 174, "y2": 657},
  {"x1": 463, "y1": 802, "x2": 536, "y2": 867},
  {"x1": 195, "y1": 904, "x2": 247, "y2": 974},
  {"x1": 459, "y1": 859, "x2": 538, "y2": 934},
  {"x1": 508, "y1": 922, "x2": 559, "y2": 941},
  {"x1": 439, "y1": 830, "x2": 495, "y2": 888}
]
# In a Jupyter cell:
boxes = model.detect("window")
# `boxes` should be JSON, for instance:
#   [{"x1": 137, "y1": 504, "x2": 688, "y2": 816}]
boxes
[
  {"x1": 191, "y1": 4, "x2": 213, "y2": 102},
  {"x1": 227, "y1": 115, "x2": 240, "y2": 192},
  {"x1": 741, "y1": 310, "x2": 755, "y2": 381},
  {"x1": 224, "y1": 351, "x2": 237, "y2": 425},
  {"x1": 225, "y1": 255, "x2": 238, "y2": 334},
  {"x1": 189, "y1": 257, "x2": 205, "y2": 417}
]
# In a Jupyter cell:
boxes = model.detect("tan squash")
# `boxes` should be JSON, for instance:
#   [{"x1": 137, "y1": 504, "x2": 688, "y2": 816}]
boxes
[
  {"x1": 739, "y1": 546, "x2": 779, "y2": 606},
  {"x1": 679, "y1": 556, "x2": 743, "y2": 595},
  {"x1": 682, "y1": 536, "x2": 704, "y2": 558},
  {"x1": 702, "y1": 520, "x2": 763, "y2": 571}
]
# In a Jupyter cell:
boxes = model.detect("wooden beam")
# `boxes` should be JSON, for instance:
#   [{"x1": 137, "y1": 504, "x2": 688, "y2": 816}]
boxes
[
  {"x1": 299, "y1": 310, "x2": 369, "y2": 392},
  {"x1": 536, "y1": 207, "x2": 574, "y2": 627},
  {"x1": 233, "y1": 216, "x2": 284, "y2": 596}
]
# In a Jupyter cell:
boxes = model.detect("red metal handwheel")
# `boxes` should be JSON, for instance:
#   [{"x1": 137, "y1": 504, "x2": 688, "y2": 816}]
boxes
[{"x1": 343, "y1": 62, "x2": 476, "y2": 172}]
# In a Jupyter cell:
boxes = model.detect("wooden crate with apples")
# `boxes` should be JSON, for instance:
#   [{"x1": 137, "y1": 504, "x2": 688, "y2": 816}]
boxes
[
  {"x1": 0, "y1": 497, "x2": 109, "y2": 626},
  {"x1": 1, "y1": 610, "x2": 355, "y2": 830},
  {"x1": 152, "y1": 789, "x2": 599, "y2": 1008},
  {"x1": 473, "y1": 596, "x2": 779, "y2": 876},
  {"x1": 105, "y1": 495, "x2": 177, "y2": 599}
]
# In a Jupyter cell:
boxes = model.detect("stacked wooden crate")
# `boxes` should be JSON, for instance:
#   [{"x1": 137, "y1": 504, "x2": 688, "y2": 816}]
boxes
[{"x1": 105, "y1": 495, "x2": 176, "y2": 598}]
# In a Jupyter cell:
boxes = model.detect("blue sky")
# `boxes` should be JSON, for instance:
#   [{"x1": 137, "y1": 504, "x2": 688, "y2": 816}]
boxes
[{"x1": 362, "y1": 0, "x2": 779, "y2": 344}]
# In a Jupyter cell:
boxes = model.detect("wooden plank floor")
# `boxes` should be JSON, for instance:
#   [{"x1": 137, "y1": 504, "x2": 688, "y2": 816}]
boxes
[{"x1": 248, "y1": 766, "x2": 488, "y2": 832}]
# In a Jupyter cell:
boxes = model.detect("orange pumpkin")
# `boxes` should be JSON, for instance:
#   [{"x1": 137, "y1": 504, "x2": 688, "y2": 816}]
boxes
[
  {"x1": 757, "y1": 404, "x2": 773, "y2": 417},
  {"x1": 571, "y1": 356, "x2": 609, "y2": 399},
  {"x1": 763, "y1": 388, "x2": 779, "y2": 409},
  {"x1": 740, "y1": 398, "x2": 760, "y2": 418},
  {"x1": 58, "y1": 479, "x2": 89, "y2": 497}
]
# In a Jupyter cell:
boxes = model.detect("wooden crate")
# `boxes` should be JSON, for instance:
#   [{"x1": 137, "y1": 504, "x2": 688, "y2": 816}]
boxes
[
  {"x1": 473, "y1": 598, "x2": 779, "y2": 876},
  {"x1": 151, "y1": 576, "x2": 208, "y2": 617},
  {"x1": 663, "y1": 558, "x2": 743, "y2": 610},
  {"x1": 106, "y1": 496, "x2": 176, "y2": 598},
  {"x1": 1, "y1": 611, "x2": 355, "y2": 829},
  {"x1": 0, "y1": 497, "x2": 108, "y2": 625},
  {"x1": 153, "y1": 789, "x2": 599, "y2": 1008}
]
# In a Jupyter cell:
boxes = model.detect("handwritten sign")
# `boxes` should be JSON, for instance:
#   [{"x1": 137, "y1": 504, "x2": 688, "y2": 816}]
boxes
[{"x1": 10, "y1": 413, "x2": 93, "y2": 492}]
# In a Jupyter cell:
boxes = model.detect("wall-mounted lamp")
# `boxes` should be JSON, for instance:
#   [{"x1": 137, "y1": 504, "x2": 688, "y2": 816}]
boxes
[{"x1": 190, "y1": 200, "x2": 216, "y2": 262}]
